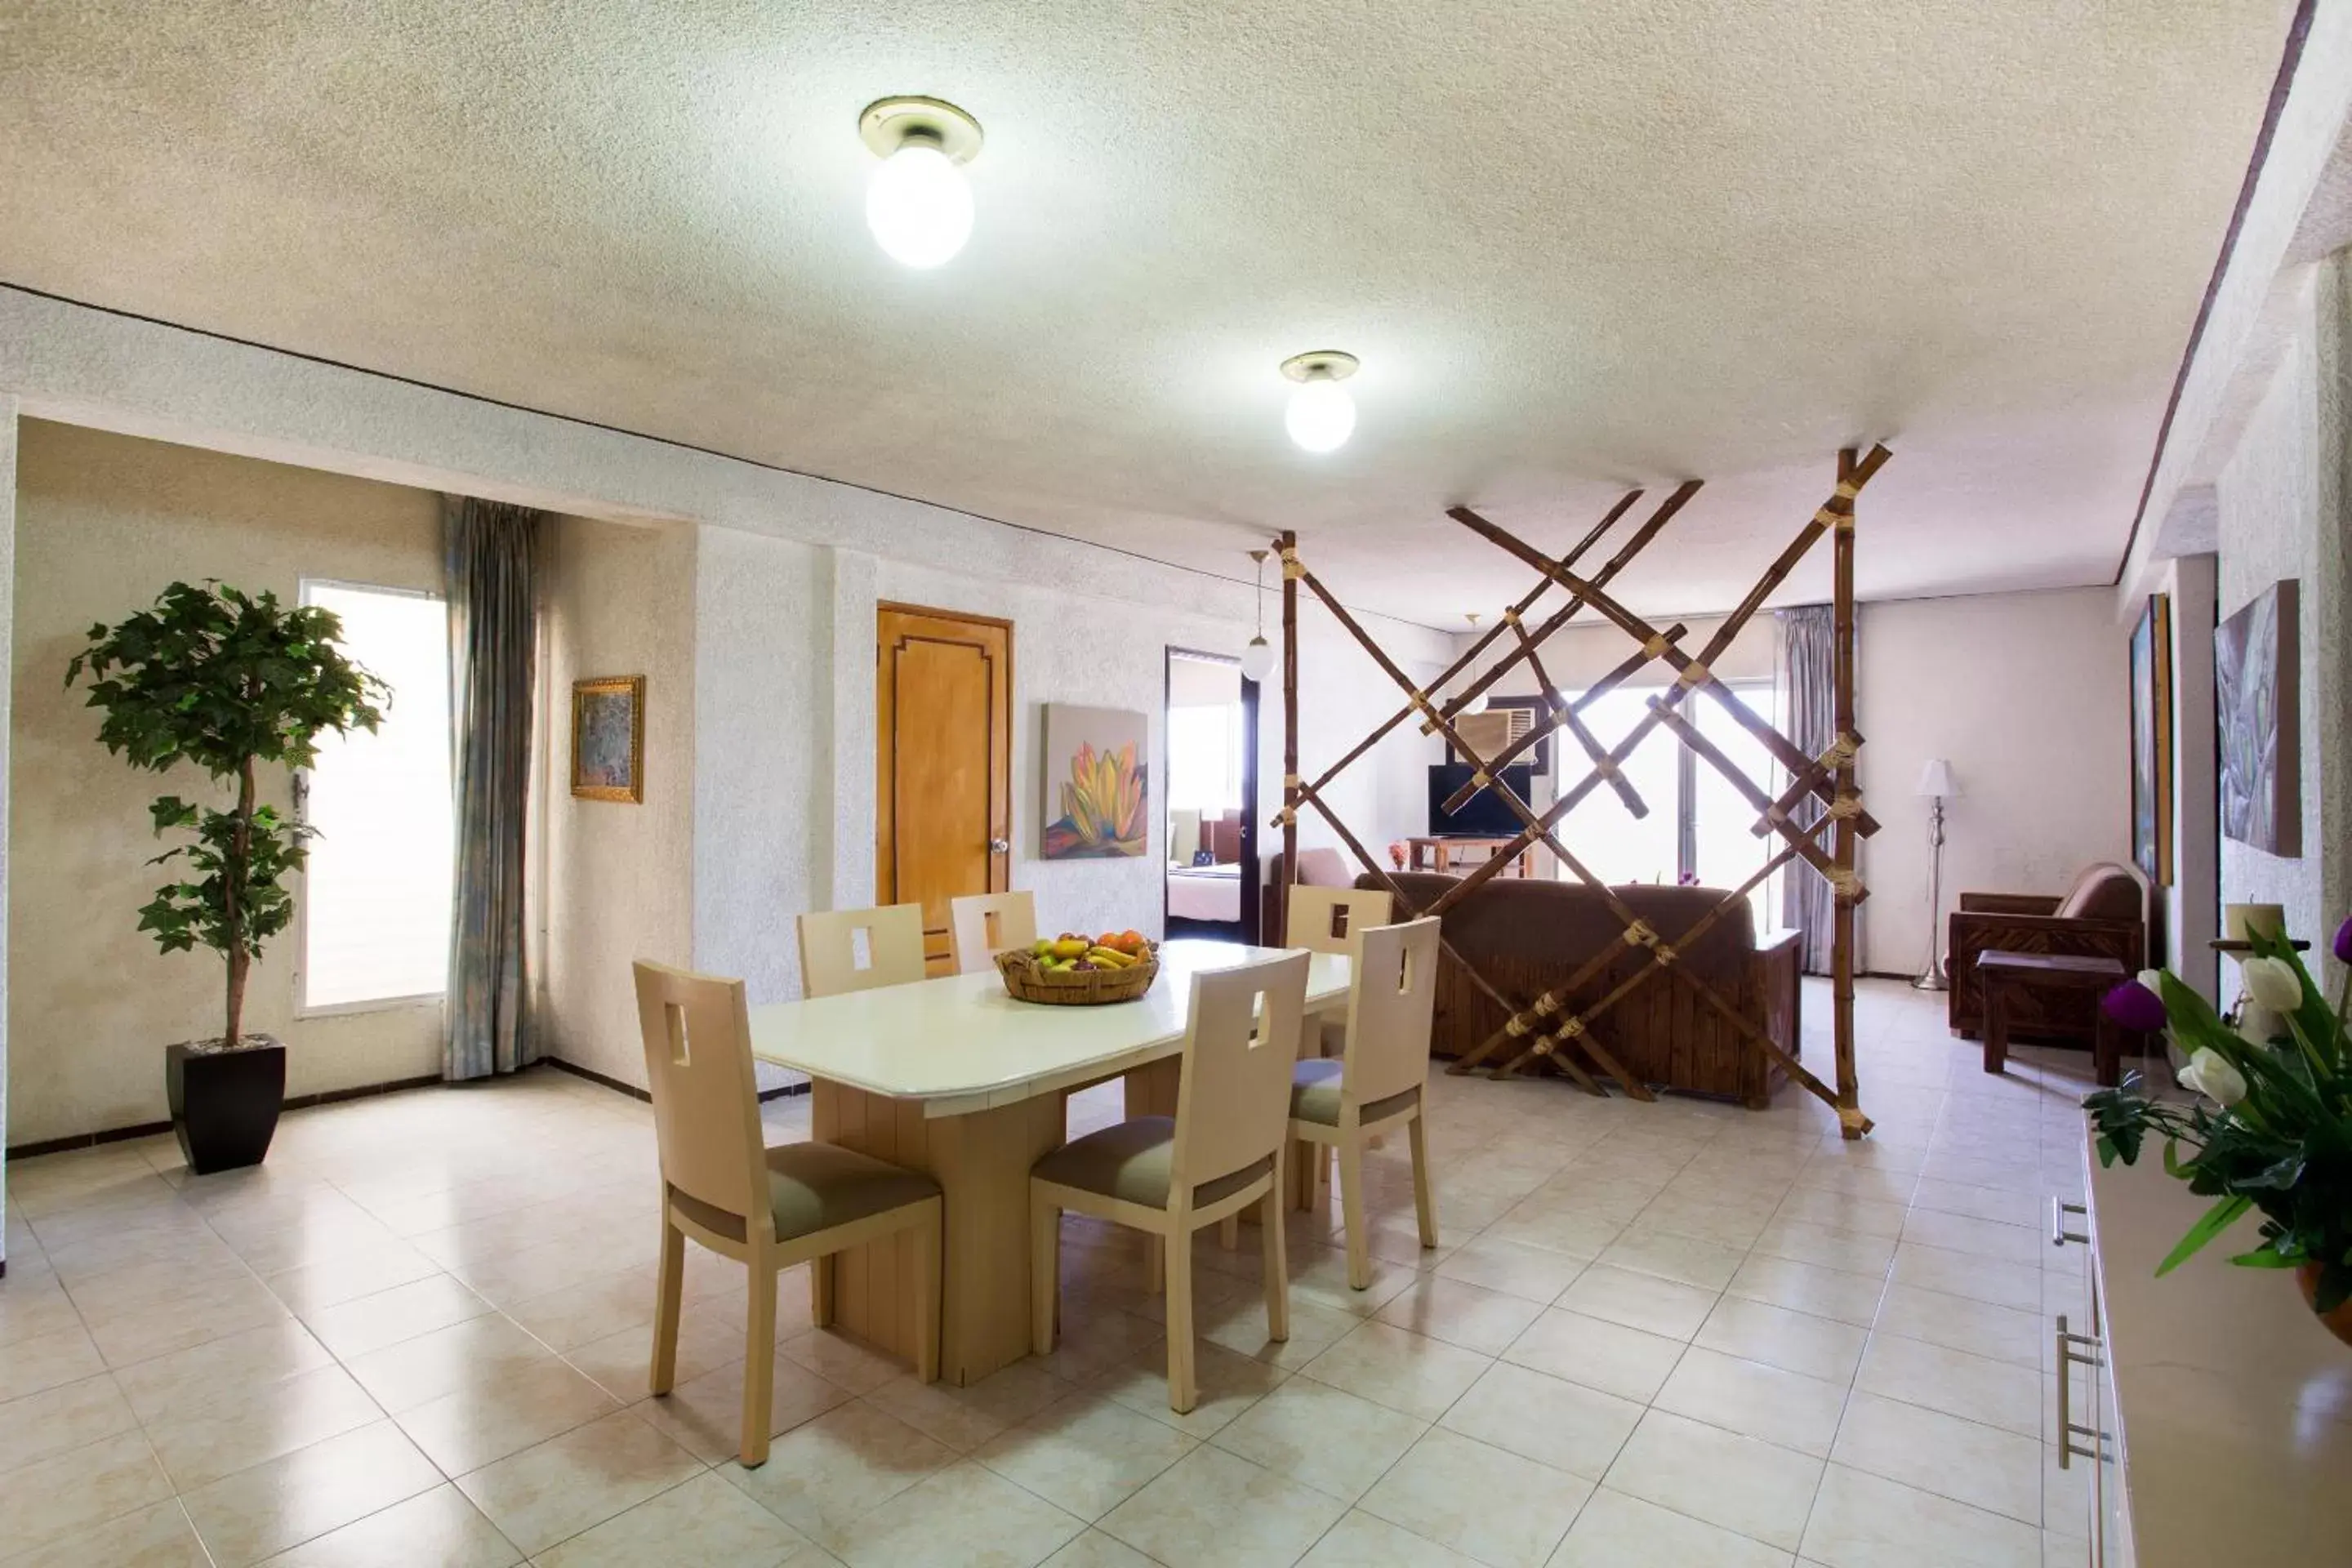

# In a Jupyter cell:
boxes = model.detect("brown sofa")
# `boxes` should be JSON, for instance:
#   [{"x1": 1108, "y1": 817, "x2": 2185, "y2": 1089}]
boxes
[
  {"x1": 1947, "y1": 861, "x2": 2151, "y2": 1043},
  {"x1": 1365, "y1": 873, "x2": 1802, "y2": 1107}
]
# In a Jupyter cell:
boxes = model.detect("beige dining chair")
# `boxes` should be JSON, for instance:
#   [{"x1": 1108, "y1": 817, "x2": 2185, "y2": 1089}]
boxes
[
  {"x1": 633, "y1": 960, "x2": 942, "y2": 1468},
  {"x1": 1029, "y1": 949, "x2": 1308, "y2": 1414},
  {"x1": 1285, "y1": 884, "x2": 1394, "y2": 1055},
  {"x1": 947, "y1": 889, "x2": 1038, "y2": 975},
  {"x1": 797, "y1": 903, "x2": 928, "y2": 996},
  {"x1": 1289, "y1": 916, "x2": 1442, "y2": 1290}
]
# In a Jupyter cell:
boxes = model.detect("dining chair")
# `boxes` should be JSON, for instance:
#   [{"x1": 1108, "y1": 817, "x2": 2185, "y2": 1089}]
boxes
[
  {"x1": 1288, "y1": 916, "x2": 1442, "y2": 1289},
  {"x1": 1029, "y1": 949, "x2": 1308, "y2": 1413},
  {"x1": 1285, "y1": 884, "x2": 1394, "y2": 1057},
  {"x1": 633, "y1": 960, "x2": 942, "y2": 1468},
  {"x1": 797, "y1": 903, "x2": 928, "y2": 996},
  {"x1": 947, "y1": 889, "x2": 1038, "y2": 975}
]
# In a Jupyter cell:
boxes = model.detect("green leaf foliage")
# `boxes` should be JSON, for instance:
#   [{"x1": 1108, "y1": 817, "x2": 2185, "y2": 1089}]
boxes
[
  {"x1": 2087, "y1": 933, "x2": 2352, "y2": 1319},
  {"x1": 67, "y1": 581, "x2": 390, "y2": 1040}
]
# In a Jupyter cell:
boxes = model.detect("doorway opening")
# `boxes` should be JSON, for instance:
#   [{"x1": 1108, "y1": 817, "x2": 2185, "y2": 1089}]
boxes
[{"x1": 1163, "y1": 648, "x2": 1260, "y2": 942}]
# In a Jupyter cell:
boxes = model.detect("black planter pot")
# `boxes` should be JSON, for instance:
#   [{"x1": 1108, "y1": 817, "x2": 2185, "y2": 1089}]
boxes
[{"x1": 166, "y1": 1035, "x2": 286, "y2": 1174}]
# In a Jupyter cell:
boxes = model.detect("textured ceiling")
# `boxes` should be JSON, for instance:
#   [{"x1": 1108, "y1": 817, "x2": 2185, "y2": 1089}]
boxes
[{"x1": 0, "y1": 2, "x2": 2296, "y2": 626}]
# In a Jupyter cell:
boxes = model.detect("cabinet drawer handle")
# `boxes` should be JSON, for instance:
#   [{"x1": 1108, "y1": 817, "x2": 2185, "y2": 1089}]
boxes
[
  {"x1": 2051, "y1": 1196, "x2": 2089, "y2": 1247},
  {"x1": 2054, "y1": 1312, "x2": 2110, "y2": 1468}
]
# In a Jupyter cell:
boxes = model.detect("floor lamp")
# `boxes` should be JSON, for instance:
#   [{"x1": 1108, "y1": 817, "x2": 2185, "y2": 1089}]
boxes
[{"x1": 1913, "y1": 758, "x2": 1958, "y2": 991}]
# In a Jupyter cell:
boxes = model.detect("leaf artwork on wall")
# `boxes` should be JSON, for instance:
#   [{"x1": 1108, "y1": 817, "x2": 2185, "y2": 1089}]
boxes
[
  {"x1": 1041, "y1": 705, "x2": 1147, "y2": 860},
  {"x1": 2216, "y1": 580, "x2": 2299, "y2": 857}
]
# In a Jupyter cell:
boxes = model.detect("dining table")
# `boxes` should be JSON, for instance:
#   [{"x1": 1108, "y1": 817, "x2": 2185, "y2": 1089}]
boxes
[{"x1": 748, "y1": 938, "x2": 1353, "y2": 1386}]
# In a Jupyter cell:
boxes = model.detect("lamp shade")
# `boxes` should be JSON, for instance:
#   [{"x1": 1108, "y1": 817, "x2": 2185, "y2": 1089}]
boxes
[{"x1": 1915, "y1": 758, "x2": 1958, "y2": 799}]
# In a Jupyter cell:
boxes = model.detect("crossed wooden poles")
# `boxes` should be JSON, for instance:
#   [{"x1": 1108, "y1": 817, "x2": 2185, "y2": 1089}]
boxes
[{"x1": 1274, "y1": 447, "x2": 1891, "y2": 1137}]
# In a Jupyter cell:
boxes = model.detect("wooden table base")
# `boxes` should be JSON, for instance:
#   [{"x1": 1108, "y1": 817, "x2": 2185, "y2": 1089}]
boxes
[
  {"x1": 811, "y1": 1080, "x2": 1065, "y2": 1386},
  {"x1": 1978, "y1": 950, "x2": 2127, "y2": 1088}
]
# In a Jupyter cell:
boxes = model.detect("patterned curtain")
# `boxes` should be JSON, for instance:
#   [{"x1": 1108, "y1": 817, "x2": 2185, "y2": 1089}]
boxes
[
  {"x1": 1777, "y1": 604, "x2": 1837, "y2": 974},
  {"x1": 444, "y1": 497, "x2": 544, "y2": 1080}
]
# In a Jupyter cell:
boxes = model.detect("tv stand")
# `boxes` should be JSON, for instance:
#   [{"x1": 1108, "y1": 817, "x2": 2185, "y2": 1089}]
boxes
[{"x1": 1408, "y1": 836, "x2": 1537, "y2": 878}]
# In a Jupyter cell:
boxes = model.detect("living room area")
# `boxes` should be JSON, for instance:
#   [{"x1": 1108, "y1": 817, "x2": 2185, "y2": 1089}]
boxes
[{"x1": 3, "y1": 6, "x2": 2350, "y2": 1568}]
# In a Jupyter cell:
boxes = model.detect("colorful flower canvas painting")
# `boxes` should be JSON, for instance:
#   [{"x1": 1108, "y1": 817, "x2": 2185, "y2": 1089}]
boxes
[{"x1": 1041, "y1": 704, "x2": 1147, "y2": 860}]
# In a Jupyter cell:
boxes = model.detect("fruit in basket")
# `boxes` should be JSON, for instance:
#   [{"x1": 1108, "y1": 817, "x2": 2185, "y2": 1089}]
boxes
[
  {"x1": 1086, "y1": 946, "x2": 1134, "y2": 969},
  {"x1": 1031, "y1": 938, "x2": 1055, "y2": 958},
  {"x1": 1049, "y1": 937, "x2": 1090, "y2": 960}
]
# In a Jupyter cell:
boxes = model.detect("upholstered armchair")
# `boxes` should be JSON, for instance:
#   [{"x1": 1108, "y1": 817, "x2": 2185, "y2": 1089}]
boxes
[{"x1": 1947, "y1": 862, "x2": 2151, "y2": 1042}]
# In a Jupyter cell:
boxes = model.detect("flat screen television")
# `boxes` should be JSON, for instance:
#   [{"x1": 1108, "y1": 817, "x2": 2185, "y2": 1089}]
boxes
[{"x1": 1428, "y1": 763, "x2": 1533, "y2": 838}]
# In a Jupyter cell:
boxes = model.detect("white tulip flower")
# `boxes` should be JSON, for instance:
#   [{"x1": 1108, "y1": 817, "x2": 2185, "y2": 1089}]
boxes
[
  {"x1": 2239, "y1": 956, "x2": 2304, "y2": 1013},
  {"x1": 2177, "y1": 1047, "x2": 2249, "y2": 1107},
  {"x1": 2138, "y1": 968, "x2": 2167, "y2": 995}
]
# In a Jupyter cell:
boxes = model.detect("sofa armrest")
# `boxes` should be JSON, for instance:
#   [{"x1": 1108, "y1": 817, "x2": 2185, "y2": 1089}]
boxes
[
  {"x1": 1945, "y1": 910, "x2": 2145, "y2": 1032},
  {"x1": 1949, "y1": 911, "x2": 2141, "y2": 948},
  {"x1": 1958, "y1": 892, "x2": 2061, "y2": 915}
]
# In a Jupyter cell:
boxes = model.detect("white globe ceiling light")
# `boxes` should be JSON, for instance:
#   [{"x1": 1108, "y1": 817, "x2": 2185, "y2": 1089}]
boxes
[
  {"x1": 859, "y1": 96, "x2": 982, "y2": 269},
  {"x1": 1281, "y1": 350, "x2": 1359, "y2": 453}
]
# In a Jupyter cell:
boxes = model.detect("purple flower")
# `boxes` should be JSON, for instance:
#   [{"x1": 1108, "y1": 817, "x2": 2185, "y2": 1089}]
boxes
[
  {"x1": 2335, "y1": 914, "x2": 2352, "y2": 968},
  {"x1": 2102, "y1": 979, "x2": 2168, "y2": 1035}
]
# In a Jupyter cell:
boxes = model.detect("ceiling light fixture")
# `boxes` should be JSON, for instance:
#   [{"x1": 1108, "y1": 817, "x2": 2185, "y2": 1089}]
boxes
[
  {"x1": 1240, "y1": 550, "x2": 1277, "y2": 684},
  {"x1": 1281, "y1": 350, "x2": 1359, "y2": 453},
  {"x1": 859, "y1": 96, "x2": 982, "y2": 269}
]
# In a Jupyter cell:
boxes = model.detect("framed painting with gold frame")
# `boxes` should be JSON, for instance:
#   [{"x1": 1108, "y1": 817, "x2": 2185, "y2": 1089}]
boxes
[
  {"x1": 2128, "y1": 595, "x2": 2172, "y2": 884},
  {"x1": 571, "y1": 675, "x2": 645, "y2": 803}
]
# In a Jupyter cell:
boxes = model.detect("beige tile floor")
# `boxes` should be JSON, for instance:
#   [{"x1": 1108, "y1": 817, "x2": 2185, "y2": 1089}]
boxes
[{"x1": 0, "y1": 978, "x2": 2125, "y2": 1567}]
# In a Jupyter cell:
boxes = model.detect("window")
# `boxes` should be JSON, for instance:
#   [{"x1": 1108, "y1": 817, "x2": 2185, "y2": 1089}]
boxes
[
  {"x1": 1166, "y1": 653, "x2": 1245, "y2": 812},
  {"x1": 1546, "y1": 680, "x2": 1783, "y2": 929},
  {"x1": 298, "y1": 581, "x2": 453, "y2": 1011}
]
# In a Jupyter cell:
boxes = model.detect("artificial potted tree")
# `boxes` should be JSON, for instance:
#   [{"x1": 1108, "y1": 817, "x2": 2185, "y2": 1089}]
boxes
[{"x1": 69, "y1": 581, "x2": 385, "y2": 1174}]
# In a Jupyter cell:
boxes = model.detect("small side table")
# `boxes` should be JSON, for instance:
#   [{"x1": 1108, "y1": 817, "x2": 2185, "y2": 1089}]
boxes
[
  {"x1": 1979, "y1": 949, "x2": 2129, "y2": 1086},
  {"x1": 1407, "y1": 836, "x2": 1535, "y2": 878}
]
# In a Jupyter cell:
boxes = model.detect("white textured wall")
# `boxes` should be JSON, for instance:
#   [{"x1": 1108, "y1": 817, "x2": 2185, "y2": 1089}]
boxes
[
  {"x1": 2212, "y1": 261, "x2": 2352, "y2": 971},
  {"x1": 541, "y1": 515, "x2": 697, "y2": 1089},
  {"x1": 7, "y1": 422, "x2": 446, "y2": 1146},
  {"x1": 1855, "y1": 588, "x2": 2132, "y2": 978},
  {"x1": 2161, "y1": 554, "x2": 2222, "y2": 1003},
  {"x1": 0, "y1": 398, "x2": 14, "y2": 1253}
]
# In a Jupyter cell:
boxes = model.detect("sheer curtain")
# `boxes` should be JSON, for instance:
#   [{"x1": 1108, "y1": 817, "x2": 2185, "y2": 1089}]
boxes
[
  {"x1": 1776, "y1": 604, "x2": 1836, "y2": 974},
  {"x1": 443, "y1": 496, "x2": 545, "y2": 1080}
]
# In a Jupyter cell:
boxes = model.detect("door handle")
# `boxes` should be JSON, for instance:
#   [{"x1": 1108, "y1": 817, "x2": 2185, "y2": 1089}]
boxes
[
  {"x1": 2051, "y1": 1196, "x2": 2089, "y2": 1247},
  {"x1": 2054, "y1": 1313, "x2": 2109, "y2": 1468},
  {"x1": 988, "y1": 837, "x2": 1011, "y2": 854}
]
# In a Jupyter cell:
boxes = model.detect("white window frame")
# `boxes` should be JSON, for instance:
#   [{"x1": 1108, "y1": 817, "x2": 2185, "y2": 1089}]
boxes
[{"x1": 292, "y1": 577, "x2": 451, "y2": 1020}]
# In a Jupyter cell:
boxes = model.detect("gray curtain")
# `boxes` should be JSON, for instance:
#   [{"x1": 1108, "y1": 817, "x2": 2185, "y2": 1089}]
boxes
[
  {"x1": 1777, "y1": 604, "x2": 1836, "y2": 974},
  {"x1": 444, "y1": 497, "x2": 544, "y2": 1080}
]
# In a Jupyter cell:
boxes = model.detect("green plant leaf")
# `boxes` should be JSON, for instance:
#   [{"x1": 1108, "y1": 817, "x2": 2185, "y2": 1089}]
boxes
[{"x1": 2157, "y1": 1194, "x2": 2252, "y2": 1276}]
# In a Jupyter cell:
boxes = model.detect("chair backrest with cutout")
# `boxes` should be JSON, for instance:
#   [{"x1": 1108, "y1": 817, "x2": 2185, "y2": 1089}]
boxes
[
  {"x1": 1343, "y1": 917, "x2": 1442, "y2": 1111},
  {"x1": 797, "y1": 904, "x2": 928, "y2": 997},
  {"x1": 948, "y1": 889, "x2": 1038, "y2": 975},
  {"x1": 1170, "y1": 949, "x2": 1309, "y2": 1200},
  {"x1": 633, "y1": 960, "x2": 768, "y2": 1241},
  {"x1": 1285, "y1": 885, "x2": 1393, "y2": 956}
]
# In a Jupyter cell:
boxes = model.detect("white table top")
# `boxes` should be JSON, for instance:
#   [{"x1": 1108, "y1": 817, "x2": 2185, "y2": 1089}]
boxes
[{"x1": 749, "y1": 938, "x2": 1352, "y2": 1118}]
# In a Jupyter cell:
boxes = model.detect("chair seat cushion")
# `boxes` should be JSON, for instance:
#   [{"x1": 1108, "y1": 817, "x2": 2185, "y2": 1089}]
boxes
[
  {"x1": 1032, "y1": 1117, "x2": 1272, "y2": 1210},
  {"x1": 1290, "y1": 1058, "x2": 1421, "y2": 1128},
  {"x1": 672, "y1": 1140, "x2": 938, "y2": 1245}
]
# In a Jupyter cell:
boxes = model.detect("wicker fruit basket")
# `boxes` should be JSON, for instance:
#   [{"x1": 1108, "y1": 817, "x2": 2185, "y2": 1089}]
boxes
[{"x1": 995, "y1": 942, "x2": 1160, "y2": 1005}]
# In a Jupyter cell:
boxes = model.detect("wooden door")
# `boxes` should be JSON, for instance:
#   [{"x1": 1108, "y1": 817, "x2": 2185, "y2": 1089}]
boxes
[{"x1": 877, "y1": 604, "x2": 1013, "y2": 974}]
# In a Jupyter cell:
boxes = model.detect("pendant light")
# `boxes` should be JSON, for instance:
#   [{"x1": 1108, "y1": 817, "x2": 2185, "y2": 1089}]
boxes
[
  {"x1": 1460, "y1": 613, "x2": 1490, "y2": 713},
  {"x1": 1240, "y1": 549, "x2": 1277, "y2": 684},
  {"x1": 859, "y1": 96, "x2": 982, "y2": 269},
  {"x1": 1281, "y1": 351, "x2": 1359, "y2": 452}
]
